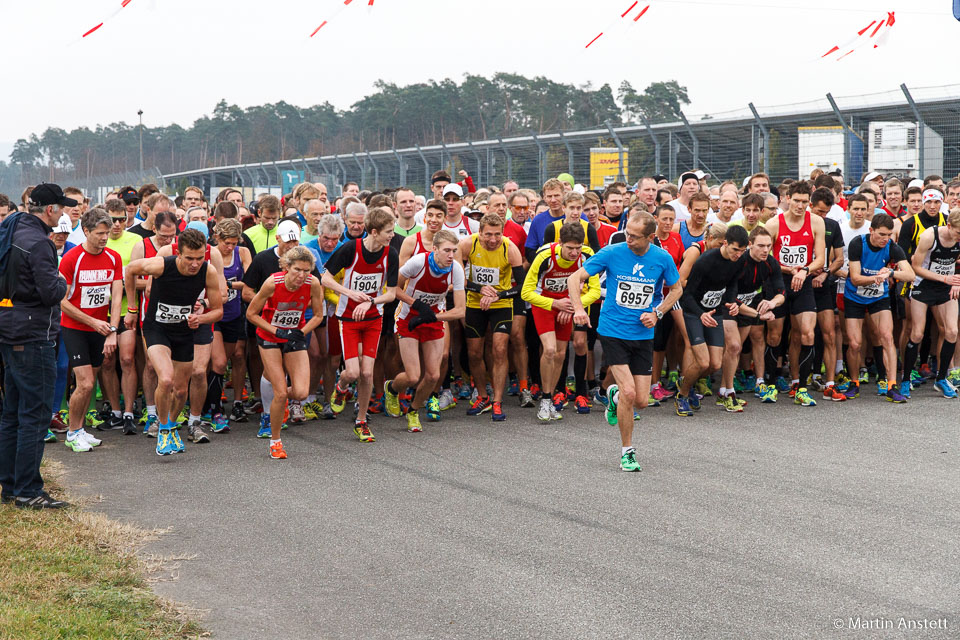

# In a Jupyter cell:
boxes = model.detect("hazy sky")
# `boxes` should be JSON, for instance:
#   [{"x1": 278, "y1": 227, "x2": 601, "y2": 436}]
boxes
[{"x1": 2, "y1": 0, "x2": 957, "y2": 161}]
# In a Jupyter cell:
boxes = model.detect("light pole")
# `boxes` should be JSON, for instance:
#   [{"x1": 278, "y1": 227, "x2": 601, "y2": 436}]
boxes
[{"x1": 137, "y1": 109, "x2": 144, "y2": 174}]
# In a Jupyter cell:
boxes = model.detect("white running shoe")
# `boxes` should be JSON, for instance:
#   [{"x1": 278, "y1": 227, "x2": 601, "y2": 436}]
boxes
[
  {"x1": 438, "y1": 388, "x2": 456, "y2": 410},
  {"x1": 537, "y1": 398, "x2": 551, "y2": 421},
  {"x1": 79, "y1": 428, "x2": 101, "y2": 447}
]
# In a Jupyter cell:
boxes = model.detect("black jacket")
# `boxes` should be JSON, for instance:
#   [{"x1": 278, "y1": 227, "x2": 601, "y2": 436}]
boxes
[{"x1": 0, "y1": 213, "x2": 68, "y2": 344}]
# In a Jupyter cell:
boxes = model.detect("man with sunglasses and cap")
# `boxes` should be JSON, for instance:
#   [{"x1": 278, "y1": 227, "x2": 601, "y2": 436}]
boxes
[{"x1": 0, "y1": 183, "x2": 72, "y2": 509}]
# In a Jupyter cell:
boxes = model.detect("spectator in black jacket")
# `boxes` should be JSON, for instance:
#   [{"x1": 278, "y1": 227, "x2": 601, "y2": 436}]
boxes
[{"x1": 0, "y1": 183, "x2": 72, "y2": 509}]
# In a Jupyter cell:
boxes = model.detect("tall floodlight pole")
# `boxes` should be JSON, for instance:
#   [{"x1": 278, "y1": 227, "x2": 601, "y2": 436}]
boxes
[{"x1": 138, "y1": 109, "x2": 144, "y2": 174}]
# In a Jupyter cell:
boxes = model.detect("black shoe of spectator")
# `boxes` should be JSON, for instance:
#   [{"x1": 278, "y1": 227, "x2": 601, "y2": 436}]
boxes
[{"x1": 15, "y1": 492, "x2": 69, "y2": 509}]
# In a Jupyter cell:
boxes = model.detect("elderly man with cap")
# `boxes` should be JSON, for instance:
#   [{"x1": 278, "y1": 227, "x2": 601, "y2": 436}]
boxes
[
  {"x1": 0, "y1": 183, "x2": 72, "y2": 509},
  {"x1": 668, "y1": 171, "x2": 702, "y2": 222}
]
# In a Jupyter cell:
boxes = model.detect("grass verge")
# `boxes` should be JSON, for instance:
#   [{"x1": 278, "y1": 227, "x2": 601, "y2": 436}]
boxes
[{"x1": 0, "y1": 460, "x2": 208, "y2": 639}]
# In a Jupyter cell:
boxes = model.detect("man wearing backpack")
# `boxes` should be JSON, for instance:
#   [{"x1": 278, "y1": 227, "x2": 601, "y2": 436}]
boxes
[{"x1": 0, "y1": 183, "x2": 72, "y2": 509}]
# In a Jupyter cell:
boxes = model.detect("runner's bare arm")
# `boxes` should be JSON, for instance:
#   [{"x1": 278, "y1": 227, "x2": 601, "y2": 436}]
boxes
[
  {"x1": 245, "y1": 276, "x2": 278, "y2": 335},
  {"x1": 436, "y1": 289, "x2": 466, "y2": 322},
  {"x1": 196, "y1": 265, "x2": 223, "y2": 325}
]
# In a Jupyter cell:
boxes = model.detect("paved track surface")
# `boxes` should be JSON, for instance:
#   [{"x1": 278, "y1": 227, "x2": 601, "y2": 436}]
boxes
[{"x1": 52, "y1": 386, "x2": 959, "y2": 639}]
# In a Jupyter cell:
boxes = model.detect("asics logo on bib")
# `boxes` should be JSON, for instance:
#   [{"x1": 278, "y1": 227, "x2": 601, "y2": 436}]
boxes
[{"x1": 351, "y1": 273, "x2": 382, "y2": 294}]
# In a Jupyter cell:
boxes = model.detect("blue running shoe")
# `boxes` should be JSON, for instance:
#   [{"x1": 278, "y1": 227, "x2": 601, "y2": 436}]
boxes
[
  {"x1": 877, "y1": 380, "x2": 888, "y2": 396},
  {"x1": 171, "y1": 428, "x2": 185, "y2": 453},
  {"x1": 688, "y1": 393, "x2": 701, "y2": 411},
  {"x1": 507, "y1": 379, "x2": 519, "y2": 396},
  {"x1": 210, "y1": 413, "x2": 230, "y2": 433},
  {"x1": 257, "y1": 414, "x2": 272, "y2": 438},
  {"x1": 934, "y1": 379, "x2": 958, "y2": 398},
  {"x1": 458, "y1": 383, "x2": 473, "y2": 400},
  {"x1": 144, "y1": 414, "x2": 158, "y2": 437},
  {"x1": 425, "y1": 395, "x2": 441, "y2": 421},
  {"x1": 156, "y1": 429, "x2": 177, "y2": 456},
  {"x1": 775, "y1": 376, "x2": 791, "y2": 393},
  {"x1": 899, "y1": 380, "x2": 911, "y2": 399},
  {"x1": 910, "y1": 369, "x2": 925, "y2": 386},
  {"x1": 594, "y1": 387, "x2": 609, "y2": 407},
  {"x1": 674, "y1": 394, "x2": 693, "y2": 416}
]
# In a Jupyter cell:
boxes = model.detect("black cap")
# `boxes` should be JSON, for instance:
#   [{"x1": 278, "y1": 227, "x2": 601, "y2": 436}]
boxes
[
  {"x1": 29, "y1": 183, "x2": 78, "y2": 208},
  {"x1": 120, "y1": 187, "x2": 140, "y2": 204},
  {"x1": 653, "y1": 174, "x2": 668, "y2": 183}
]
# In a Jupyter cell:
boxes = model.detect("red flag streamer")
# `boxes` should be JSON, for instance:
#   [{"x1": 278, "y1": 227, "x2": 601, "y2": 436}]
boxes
[
  {"x1": 81, "y1": 0, "x2": 135, "y2": 39},
  {"x1": 309, "y1": 0, "x2": 377, "y2": 38},
  {"x1": 585, "y1": 32, "x2": 604, "y2": 48},
  {"x1": 821, "y1": 11, "x2": 895, "y2": 60},
  {"x1": 585, "y1": 1, "x2": 654, "y2": 49},
  {"x1": 82, "y1": 22, "x2": 104, "y2": 38}
]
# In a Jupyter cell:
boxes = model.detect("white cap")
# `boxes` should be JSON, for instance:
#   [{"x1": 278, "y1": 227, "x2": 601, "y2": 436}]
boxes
[
  {"x1": 862, "y1": 171, "x2": 883, "y2": 183},
  {"x1": 573, "y1": 184, "x2": 586, "y2": 194},
  {"x1": 742, "y1": 176, "x2": 751, "y2": 188},
  {"x1": 442, "y1": 183, "x2": 463, "y2": 198},
  {"x1": 54, "y1": 214, "x2": 72, "y2": 234},
  {"x1": 908, "y1": 178, "x2": 924, "y2": 190},
  {"x1": 694, "y1": 170, "x2": 711, "y2": 181},
  {"x1": 275, "y1": 219, "x2": 301, "y2": 243}
]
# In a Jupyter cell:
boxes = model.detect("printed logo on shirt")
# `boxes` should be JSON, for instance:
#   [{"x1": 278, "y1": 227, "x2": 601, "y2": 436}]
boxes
[
  {"x1": 79, "y1": 269, "x2": 112, "y2": 283},
  {"x1": 632, "y1": 263, "x2": 644, "y2": 276}
]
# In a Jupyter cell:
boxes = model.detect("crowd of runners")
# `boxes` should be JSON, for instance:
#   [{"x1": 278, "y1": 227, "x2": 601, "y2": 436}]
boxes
[{"x1": 2, "y1": 166, "x2": 959, "y2": 477}]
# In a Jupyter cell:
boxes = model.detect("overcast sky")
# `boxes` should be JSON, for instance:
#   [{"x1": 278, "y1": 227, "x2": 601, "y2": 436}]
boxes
[{"x1": 2, "y1": 0, "x2": 957, "y2": 161}]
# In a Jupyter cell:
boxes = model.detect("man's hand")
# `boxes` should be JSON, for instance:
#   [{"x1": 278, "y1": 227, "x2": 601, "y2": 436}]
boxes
[
  {"x1": 551, "y1": 297, "x2": 574, "y2": 314},
  {"x1": 458, "y1": 170, "x2": 469, "y2": 179},
  {"x1": 573, "y1": 309, "x2": 590, "y2": 327},
  {"x1": 640, "y1": 312, "x2": 658, "y2": 328},
  {"x1": 103, "y1": 332, "x2": 117, "y2": 356},
  {"x1": 945, "y1": 274, "x2": 960, "y2": 286},
  {"x1": 187, "y1": 313, "x2": 200, "y2": 329},
  {"x1": 725, "y1": 302, "x2": 739, "y2": 317},
  {"x1": 757, "y1": 299, "x2": 774, "y2": 316},
  {"x1": 812, "y1": 272, "x2": 828, "y2": 288},
  {"x1": 124, "y1": 313, "x2": 137, "y2": 330},
  {"x1": 791, "y1": 269, "x2": 807, "y2": 292},
  {"x1": 479, "y1": 295, "x2": 498, "y2": 311},
  {"x1": 352, "y1": 300, "x2": 372, "y2": 320},
  {"x1": 700, "y1": 309, "x2": 718, "y2": 328},
  {"x1": 758, "y1": 310, "x2": 774, "y2": 322},
  {"x1": 480, "y1": 285, "x2": 498, "y2": 299},
  {"x1": 557, "y1": 311, "x2": 572, "y2": 325},
  {"x1": 91, "y1": 319, "x2": 113, "y2": 336}
]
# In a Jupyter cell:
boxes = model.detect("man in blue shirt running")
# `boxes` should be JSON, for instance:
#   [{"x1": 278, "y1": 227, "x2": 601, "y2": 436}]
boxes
[{"x1": 568, "y1": 210, "x2": 682, "y2": 472}]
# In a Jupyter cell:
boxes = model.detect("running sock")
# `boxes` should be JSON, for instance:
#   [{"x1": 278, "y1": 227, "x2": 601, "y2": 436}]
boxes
[
  {"x1": 798, "y1": 344, "x2": 815, "y2": 386},
  {"x1": 189, "y1": 414, "x2": 201, "y2": 424},
  {"x1": 574, "y1": 354, "x2": 587, "y2": 396},
  {"x1": 872, "y1": 346, "x2": 886, "y2": 380},
  {"x1": 836, "y1": 359, "x2": 844, "y2": 375},
  {"x1": 622, "y1": 446, "x2": 634, "y2": 456},
  {"x1": 519, "y1": 379, "x2": 528, "y2": 391},
  {"x1": 123, "y1": 412, "x2": 134, "y2": 419},
  {"x1": 146, "y1": 405, "x2": 157, "y2": 417},
  {"x1": 112, "y1": 410, "x2": 122, "y2": 418},
  {"x1": 938, "y1": 341, "x2": 956, "y2": 381},
  {"x1": 261, "y1": 376, "x2": 275, "y2": 410},
  {"x1": 764, "y1": 345, "x2": 778, "y2": 383},
  {"x1": 903, "y1": 341, "x2": 920, "y2": 380},
  {"x1": 270, "y1": 439, "x2": 281, "y2": 445}
]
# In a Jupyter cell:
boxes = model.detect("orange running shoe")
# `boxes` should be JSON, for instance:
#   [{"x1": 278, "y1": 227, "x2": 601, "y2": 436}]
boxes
[
  {"x1": 269, "y1": 441, "x2": 287, "y2": 459},
  {"x1": 822, "y1": 385, "x2": 847, "y2": 402}
]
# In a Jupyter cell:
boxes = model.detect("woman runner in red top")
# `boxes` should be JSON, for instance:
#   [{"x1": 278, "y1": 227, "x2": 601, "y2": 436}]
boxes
[
  {"x1": 384, "y1": 230, "x2": 466, "y2": 431},
  {"x1": 246, "y1": 246, "x2": 325, "y2": 460}
]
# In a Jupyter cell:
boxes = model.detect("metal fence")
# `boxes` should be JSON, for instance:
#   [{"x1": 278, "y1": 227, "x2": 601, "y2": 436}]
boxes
[{"x1": 9, "y1": 83, "x2": 960, "y2": 202}]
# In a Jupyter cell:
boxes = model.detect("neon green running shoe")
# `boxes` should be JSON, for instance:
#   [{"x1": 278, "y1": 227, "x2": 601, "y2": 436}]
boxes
[
  {"x1": 383, "y1": 380, "x2": 401, "y2": 418},
  {"x1": 44, "y1": 429, "x2": 57, "y2": 443},
  {"x1": 84, "y1": 410, "x2": 105, "y2": 429},
  {"x1": 794, "y1": 387, "x2": 817, "y2": 407},
  {"x1": 619, "y1": 448, "x2": 641, "y2": 472},
  {"x1": 406, "y1": 411, "x2": 422, "y2": 433},
  {"x1": 695, "y1": 378, "x2": 713, "y2": 397},
  {"x1": 605, "y1": 384, "x2": 619, "y2": 426},
  {"x1": 719, "y1": 394, "x2": 744, "y2": 412}
]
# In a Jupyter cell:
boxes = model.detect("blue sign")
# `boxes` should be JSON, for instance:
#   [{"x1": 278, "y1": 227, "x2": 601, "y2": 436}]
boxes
[{"x1": 282, "y1": 170, "x2": 305, "y2": 194}]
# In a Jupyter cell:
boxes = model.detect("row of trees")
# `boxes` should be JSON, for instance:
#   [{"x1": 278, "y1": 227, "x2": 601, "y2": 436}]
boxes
[{"x1": 2, "y1": 76, "x2": 689, "y2": 189}]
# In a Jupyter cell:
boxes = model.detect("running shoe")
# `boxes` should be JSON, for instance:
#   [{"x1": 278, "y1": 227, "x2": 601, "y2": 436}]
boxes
[
  {"x1": 368, "y1": 394, "x2": 384, "y2": 415},
  {"x1": 822, "y1": 386, "x2": 847, "y2": 402},
  {"x1": 919, "y1": 362, "x2": 934, "y2": 379},
  {"x1": 171, "y1": 428, "x2": 185, "y2": 453},
  {"x1": 620, "y1": 448, "x2": 641, "y2": 472},
  {"x1": 674, "y1": 394, "x2": 693, "y2": 416},
  {"x1": 793, "y1": 387, "x2": 816, "y2": 407},
  {"x1": 593, "y1": 387, "x2": 608, "y2": 407},
  {"x1": 399, "y1": 392, "x2": 412, "y2": 415},
  {"x1": 425, "y1": 396, "x2": 441, "y2": 421},
  {"x1": 330, "y1": 385, "x2": 348, "y2": 414},
  {"x1": 156, "y1": 429, "x2": 176, "y2": 456},
  {"x1": 469, "y1": 387, "x2": 479, "y2": 404},
  {"x1": 886, "y1": 387, "x2": 907, "y2": 403},
  {"x1": 257, "y1": 414, "x2": 272, "y2": 438},
  {"x1": 877, "y1": 379, "x2": 888, "y2": 396},
  {"x1": 899, "y1": 380, "x2": 912, "y2": 399},
  {"x1": 383, "y1": 380, "x2": 402, "y2": 418},
  {"x1": 549, "y1": 404, "x2": 563, "y2": 421},
  {"x1": 188, "y1": 421, "x2": 210, "y2": 443},
  {"x1": 50, "y1": 412, "x2": 69, "y2": 433},
  {"x1": 651, "y1": 383, "x2": 673, "y2": 402},
  {"x1": 354, "y1": 421, "x2": 375, "y2": 442},
  {"x1": 551, "y1": 392, "x2": 565, "y2": 412},
  {"x1": 210, "y1": 413, "x2": 230, "y2": 433},
  {"x1": 466, "y1": 397, "x2": 492, "y2": 416},
  {"x1": 859, "y1": 368, "x2": 870, "y2": 384},
  {"x1": 144, "y1": 415, "x2": 159, "y2": 438},
  {"x1": 564, "y1": 376, "x2": 575, "y2": 393},
  {"x1": 175, "y1": 408, "x2": 189, "y2": 428},
  {"x1": 688, "y1": 392, "x2": 701, "y2": 411},
  {"x1": 934, "y1": 378, "x2": 959, "y2": 399},
  {"x1": 288, "y1": 401, "x2": 306, "y2": 424},
  {"x1": 438, "y1": 389, "x2": 457, "y2": 411},
  {"x1": 507, "y1": 378, "x2": 519, "y2": 396},
  {"x1": 122, "y1": 415, "x2": 137, "y2": 435},
  {"x1": 729, "y1": 393, "x2": 747, "y2": 409},
  {"x1": 836, "y1": 371, "x2": 851, "y2": 387},
  {"x1": 319, "y1": 403, "x2": 335, "y2": 420},
  {"x1": 947, "y1": 369, "x2": 960, "y2": 387},
  {"x1": 695, "y1": 378, "x2": 712, "y2": 397},
  {"x1": 808, "y1": 376, "x2": 824, "y2": 392},
  {"x1": 605, "y1": 384, "x2": 618, "y2": 426},
  {"x1": 775, "y1": 377, "x2": 791, "y2": 393},
  {"x1": 910, "y1": 369, "x2": 925, "y2": 386},
  {"x1": 78, "y1": 429, "x2": 101, "y2": 447},
  {"x1": 575, "y1": 395, "x2": 590, "y2": 414},
  {"x1": 105, "y1": 414, "x2": 124, "y2": 430},
  {"x1": 759, "y1": 383, "x2": 778, "y2": 403},
  {"x1": 844, "y1": 382, "x2": 860, "y2": 399},
  {"x1": 519, "y1": 388, "x2": 534, "y2": 408},
  {"x1": 84, "y1": 410, "x2": 105, "y2": 430},
  {"x1": 406, "y1": 411, "x2": 422, "y2": 432},
  {"x1": 665, "y1": 371, "x2": 680, "y2": 393},
  {"x1": 719, "y1": 394, "x2": 743, "y2": 412},
  {"x1": 788, "y1": 383, "x2": 799, "y2": 398},
  {"x1": 302, "y1": 401, "x2": 319, "y2": 421},
  {"x1": 529, "y1": 383, "x2": 542, "y2": 401},
  {"x1": 647, "y1": 393, "x2": 660, "y2": 408},
  {"x1": 537, "y1": 398, "x2": 552, "y2": 422},
  {"x1": 64, "y1": 431, "x2": 92, "y2": 452},
  {"x1": 491, "y1": 401, "x2": 506, "y2": 422},
  {"x1": 269, "y1": 441, "x2": 287, "y2": 459},
  {"x1": 243, "y1": 397, "x2": 263, "y2": 414},
  {"x1": 733, "y1": 371, "x2": 748, "y2": 393},
  {"x1": 44, "y1": 429, "x2": 57, "y2": 443},
  {"x1": 458, "y1": 381, "x2": 473, "y2": 400}
]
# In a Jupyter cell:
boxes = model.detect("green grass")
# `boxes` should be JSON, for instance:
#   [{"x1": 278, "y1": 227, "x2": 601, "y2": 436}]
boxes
[{"x1": 0, "y1": 465, "x2": 207, "y2": 639}]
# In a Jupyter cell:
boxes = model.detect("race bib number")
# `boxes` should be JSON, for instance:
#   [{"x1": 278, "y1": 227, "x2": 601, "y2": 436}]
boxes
[
  {"x1": 856, "y1": 283, "x2": 883, "y2": 298},
  {"x1": 81, "y1": 285, "x2": 110, "y2": 309},
  {"x1": 700, "y1": 288, "x2": 725, "y2": 309},
  {"x1": 226, "y1": 278, "x2": 238, "y2": 302},
  {"x1": 737, "y1": 290, "x2": 759, "y2": 306},
  {"x1": 472, "y1": 266, "x2": 499, "y2": 286},
  {"x1": 543, "y1": 277, "x2": 568, "y2": 293},
  {"x1": 271, "y1": 309, "x2": 302, "y2": 328},
  {"x1": 615, "y1": 281, "x2": 654, "y2": 310},
  {"x1": 413, "y1": 291, "x2": 445, "y2": 308},
  {"x1": 156, "y1": 303, "x2": 191, "y2": 323},
  {"x1": 932, "y1": 261, "x2": 956, "y2": 277},
  {"x1": 779, "y1": 245, "x2": 808, "y2": 267},
  {"x1": 351, "y1": 273, "x2": 383, "y2": 295}
]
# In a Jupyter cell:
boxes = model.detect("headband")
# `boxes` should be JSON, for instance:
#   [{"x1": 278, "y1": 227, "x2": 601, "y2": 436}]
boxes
[{"x1": 922, "y1": 189, "x2": 943, "y2": 203}]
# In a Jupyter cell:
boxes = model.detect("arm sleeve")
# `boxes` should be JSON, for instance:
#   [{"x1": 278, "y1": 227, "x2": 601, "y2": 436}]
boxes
[
  {"x1": 242, "y1": 257, "x2": 262, "y2": 289},
  {"x1": 587, "y1": 225, "x2": 600, "y2": 254},
  {"x1": 722, "y1": 263, "x2": 739, "y2": 305},
  {"x1": 542, "y1": 223, "x2": 556, "y2": 246},
  {"x1": 497, "y1": 265, "x2": 524, "y2": 299},
  {"x1": 580, "y1": 272, "x2": 602, "y2": 308},
  {"x1": 520, "y1": 250, "x2": 554, "y2": 310},
  {"x1": 241, "y1": 233, "x2": 255, "y2": 256}
]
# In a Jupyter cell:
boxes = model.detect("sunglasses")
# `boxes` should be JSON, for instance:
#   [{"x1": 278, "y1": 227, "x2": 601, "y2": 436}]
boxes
[
  {"x1": 111, "y1": 216, "x2": 126, "y2": 222},
  {"x1": 512, "y1": 205, "x2": 530, "y2": 211}
]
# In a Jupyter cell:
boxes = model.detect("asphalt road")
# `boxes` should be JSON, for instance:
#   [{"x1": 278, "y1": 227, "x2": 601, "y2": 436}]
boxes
[{"x1": 51, "y1": 385, "x2": 959, "y2": 640}]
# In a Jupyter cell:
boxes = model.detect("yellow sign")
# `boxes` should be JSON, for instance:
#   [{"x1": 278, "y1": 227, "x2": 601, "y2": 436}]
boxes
[{"x1": 590, "y1": 148, "x2": 628, "y2": 190}]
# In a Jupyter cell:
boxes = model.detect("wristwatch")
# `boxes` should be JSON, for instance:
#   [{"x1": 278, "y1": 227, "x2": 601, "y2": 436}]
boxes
[
  {"x1": 654, "y1": 308, "x2": 664, "y2": 320},
  {"x1": 109, "y1": 326, "x2": 118, "y2": 333},
  {"x1": 801, "y1": 266, "x2": 810, "y2": 273}
]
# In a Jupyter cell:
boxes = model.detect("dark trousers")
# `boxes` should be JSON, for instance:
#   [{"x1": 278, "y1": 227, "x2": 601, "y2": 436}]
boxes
[{"x1": 0, "y1": 340, "x2": 57, "y2": 499}]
